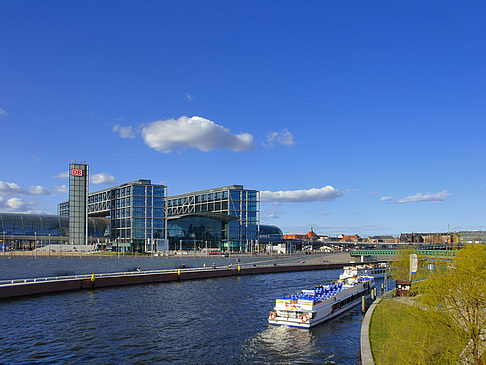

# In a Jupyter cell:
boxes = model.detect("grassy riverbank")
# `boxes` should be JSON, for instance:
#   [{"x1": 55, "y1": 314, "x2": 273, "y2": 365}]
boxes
[{"x1": 369, "y1": 297, "x2": 469, "y2": 364}]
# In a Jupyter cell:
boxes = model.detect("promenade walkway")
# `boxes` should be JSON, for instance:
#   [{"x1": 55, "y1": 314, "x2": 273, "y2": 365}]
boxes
[{"x1": 0, "y1": 253, "x2": 369, "y2": 300}]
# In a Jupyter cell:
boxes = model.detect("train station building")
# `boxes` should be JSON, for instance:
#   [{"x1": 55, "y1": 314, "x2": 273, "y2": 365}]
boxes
[
  {"x1": 0, "y1": 163, "x2": 278, "y2": 253},
  {"x1": 56, "y1": 163, "x2": 262, "y2": 252}
]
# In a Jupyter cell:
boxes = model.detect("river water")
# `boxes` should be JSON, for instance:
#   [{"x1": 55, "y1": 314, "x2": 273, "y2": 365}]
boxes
[{"x1": 0, "y1": 258, "x2": 384, "y2": 364}]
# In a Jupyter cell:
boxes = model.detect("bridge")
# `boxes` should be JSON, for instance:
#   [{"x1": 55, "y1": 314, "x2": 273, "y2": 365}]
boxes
[{"x1": 350, "y1": 249, "x2": 457, "y2": 257}]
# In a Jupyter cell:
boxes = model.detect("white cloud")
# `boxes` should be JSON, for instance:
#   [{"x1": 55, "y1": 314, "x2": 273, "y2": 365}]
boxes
[
  {"x1": 0, "y1": 181, "x2": 28, "y2": 195},
  {"x1": 396, "y1": 191, "x2": 450, "y2": 203},
  {"x1": 260, "y1": 186, "x2": 342, "y2": 203},
  {"x1": 141, "y1": 116, "x2": 254, "y2": 153},
  {"x1": 113, "y1": 124, "x2": 135, "y2": 139},
  {"x1": 54, "y1": 185, "x2": 68, "y2": 194},
  {"x1": 265, "y1": 213, "x2": 280, "y2": 219},
  {"x1": 380, "y1": 196, "x2": 392, "y2": 201},
  {"x1": 0, "y1": 109, "x2": 6, "y2": 117},
  {"x1": 29, "y1": 185, "x2": 50, "y2": 195},
  {"x1": 54, "y1": 171, "x2": 69, "y2": 179},
  {"x1": 186, "y1": 93, "x2": 193, "y2": 102},
  {"x1": 91, "y1": 172, "x2": 116, "y2": 185},
  {"x1": 0, "y1": 197, "x2": 37, "y2": 213},
  {"x1": 265, "y1": 129, "x2": 295, "y2": 147}
]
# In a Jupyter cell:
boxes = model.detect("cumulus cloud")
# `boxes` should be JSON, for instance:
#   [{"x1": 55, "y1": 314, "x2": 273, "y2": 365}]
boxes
[
  {"x1": 0, "y1": 181, "x2": 50, "y2": 196},
  {"x1": 265, "y1": 129, "x2": 294, "y2": 147},
  {"x1": 91, "y1": 172, "x2": 116, "y2": 185},
  {"x1": 113, "y1": 124, "x2": 135, "y2": 139},
  {"x1": 260, "y1": 186, "x2": 342, "y2": 203},
  {"x1": 54, "y1": 185, "x2": 69, "y2": 194},
  {"x1": 380, "y1": 196, "x2": 392, "y2": 201},
  {"x1": 54, "y1": 171, "x2": 69, "y2": 179},
  {"x1": 141, "y1": 116, "x2": 254, "y2": 153},
  {"x1": 396, "y1": 191, "x2": 450, "y2": 203},
  {"x1": 29, "y1": 185, "x2": 50, "y2": 195},
  {"x1": 0, "y1": 181, "x2": 28, "y2": 195},
  {"x1": 0, "y1": 197, "x2": 37, "y2": 213}
]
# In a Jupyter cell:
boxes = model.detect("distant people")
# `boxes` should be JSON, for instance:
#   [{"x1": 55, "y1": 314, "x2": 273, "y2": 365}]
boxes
[
  {"x1": 179, "y1": 264, "x2": 185, "y2": 269},
  {"x1": 212, "y1": 263, "x2": 216, "y2": 269}
]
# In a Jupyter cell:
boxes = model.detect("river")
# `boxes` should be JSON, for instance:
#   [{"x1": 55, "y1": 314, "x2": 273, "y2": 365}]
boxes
[{"x1": 0, "y1": 257, "x2": 385, "y2": 364}]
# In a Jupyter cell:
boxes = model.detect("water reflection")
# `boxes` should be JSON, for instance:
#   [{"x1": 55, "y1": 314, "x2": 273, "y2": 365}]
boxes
[{"x1": 242, "y1": 325, "x2": 320, "y2": 363}]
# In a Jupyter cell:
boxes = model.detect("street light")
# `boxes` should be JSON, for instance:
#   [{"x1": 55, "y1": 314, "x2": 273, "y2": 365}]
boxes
[{"x1": 34, "y1": 231, "x2": 37, "y2": 259}]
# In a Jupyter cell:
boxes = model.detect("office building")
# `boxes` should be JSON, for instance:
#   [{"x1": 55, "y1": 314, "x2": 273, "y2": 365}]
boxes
[
  {"x1": 60, "y1": 179, "x2": 166, "y2": 252},
  {"x1": 166, "y1": 185, "x2": 259, "y2": 251},
  {"x1": 59, "y1": 181, "x2": 259, "y2": 252}
]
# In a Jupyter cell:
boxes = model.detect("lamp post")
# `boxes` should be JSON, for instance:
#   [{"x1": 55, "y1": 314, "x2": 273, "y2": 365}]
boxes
[
  {"x1": 34, "y1": 231, "x2": 37, "y2": 259},
  {"x1": 48, "y1": 233, "x2": 51, "y2": 258},
  {"x1": 2, "y1": 231, "x2": 4, "y2": 258}
]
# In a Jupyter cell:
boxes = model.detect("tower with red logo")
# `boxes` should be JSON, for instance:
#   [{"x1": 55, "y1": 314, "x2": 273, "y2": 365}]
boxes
[{"x1": 69, "y1": 162, "x2": 89, "y2": 246}]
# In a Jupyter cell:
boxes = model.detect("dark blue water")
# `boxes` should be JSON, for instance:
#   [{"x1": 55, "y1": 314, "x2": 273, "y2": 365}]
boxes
[{"x1": 0, "y1": 259, "x2": 383, "y2": 364}]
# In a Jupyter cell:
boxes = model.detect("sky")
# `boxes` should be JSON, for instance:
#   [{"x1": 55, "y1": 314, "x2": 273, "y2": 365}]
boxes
[{"x1": 1, "y1": 1, "x2": 485, "y2": 236}]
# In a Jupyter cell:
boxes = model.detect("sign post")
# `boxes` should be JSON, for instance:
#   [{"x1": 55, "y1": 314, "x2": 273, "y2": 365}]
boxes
[{"x1": 409, "y1": 253, "x2": 418, "y2": 282}]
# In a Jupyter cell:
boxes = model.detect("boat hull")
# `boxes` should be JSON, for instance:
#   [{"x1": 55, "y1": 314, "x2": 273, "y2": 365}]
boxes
[
  {"x1": 268, "y1": 292, "x2": 370, "y2": 328},
  {"x1": 268, "y1": 277, "x2": 374, "y2": 329}
]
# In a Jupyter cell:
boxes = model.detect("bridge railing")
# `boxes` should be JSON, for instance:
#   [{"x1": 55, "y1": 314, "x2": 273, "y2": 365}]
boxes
[{"x1": 350, "y1": 249, "x2": 457, "y2": 257}]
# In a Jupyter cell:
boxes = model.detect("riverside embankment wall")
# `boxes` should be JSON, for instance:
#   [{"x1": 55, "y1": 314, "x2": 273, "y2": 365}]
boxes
[{"x1": 0, "y1": 262, "x2": 358, "y2": 300}]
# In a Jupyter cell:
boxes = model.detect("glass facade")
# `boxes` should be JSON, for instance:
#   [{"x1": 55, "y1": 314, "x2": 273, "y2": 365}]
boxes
[
  {"x1": 167, "y1": 215, "x2": 226, "y2": 250},
  {"x1": 167, "y1": 185, "x2": 260, "y2": 251},
  {"x1": 59, "y1": 179, "x2": 166, "y2": 252},
  {"x1": 0, "y1": 213, "x2": 109, "y2": 247},
  {"x1": 59, "y1": 181, "x2": 258, "y2": 252},
  {"x1": 110, "y1": 181, "x2": 166, "y2": 252},
  {"x1": 68, "y1": 163, "x2": 88, "y2": 245},
  {"x1": 258, "y1": 225, "x2": 284, "y2": 244}
]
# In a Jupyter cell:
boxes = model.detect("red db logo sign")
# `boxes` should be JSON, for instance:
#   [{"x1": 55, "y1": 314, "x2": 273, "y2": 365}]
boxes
[{"x1": 71, "y1": 168, "x2": 83, "y2": 177}]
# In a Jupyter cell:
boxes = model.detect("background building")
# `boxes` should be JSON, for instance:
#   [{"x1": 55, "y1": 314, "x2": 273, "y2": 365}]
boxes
[{"x1": 0, "y1": 213, "x2": 109, "y2": 250}]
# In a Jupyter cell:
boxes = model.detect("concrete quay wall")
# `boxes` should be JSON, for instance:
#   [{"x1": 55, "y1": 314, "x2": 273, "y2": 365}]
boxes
[{"x1": 0, "y1": 262, "x2": 351, "y2": 300}]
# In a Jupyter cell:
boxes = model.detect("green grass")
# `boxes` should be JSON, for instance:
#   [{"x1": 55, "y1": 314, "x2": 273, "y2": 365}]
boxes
[
  {"x1": 369, "y1": 299, "x2": 465, "y2": 364},
  {"x1": 369, "y1": 299, "x2": 410, "y2": 364}
]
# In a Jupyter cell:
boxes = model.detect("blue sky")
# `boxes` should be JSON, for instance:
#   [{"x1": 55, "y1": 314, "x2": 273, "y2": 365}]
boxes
[{"x1": 1, "y1": 1, "x2": 485, "y2": 236}]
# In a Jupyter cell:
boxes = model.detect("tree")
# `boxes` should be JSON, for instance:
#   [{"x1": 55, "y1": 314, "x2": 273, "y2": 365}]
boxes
[
  {"x1": 389, "y1": 246, "x2": 427, "y2": 282},
  {"x1": 414, "y1": 244, "x2": 486, "y2": 364},
  {"x1": 386, "y1": 244, "x2": 486, "y2": 364}
]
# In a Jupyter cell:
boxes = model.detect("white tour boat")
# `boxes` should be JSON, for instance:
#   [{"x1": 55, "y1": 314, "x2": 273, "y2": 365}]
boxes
[
  {"x1": 268, "y1": 275, "x2": 375, "y2": 329},
  {"x1": 339, "y1": 263, "x2": 388, "y2": 280}
]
